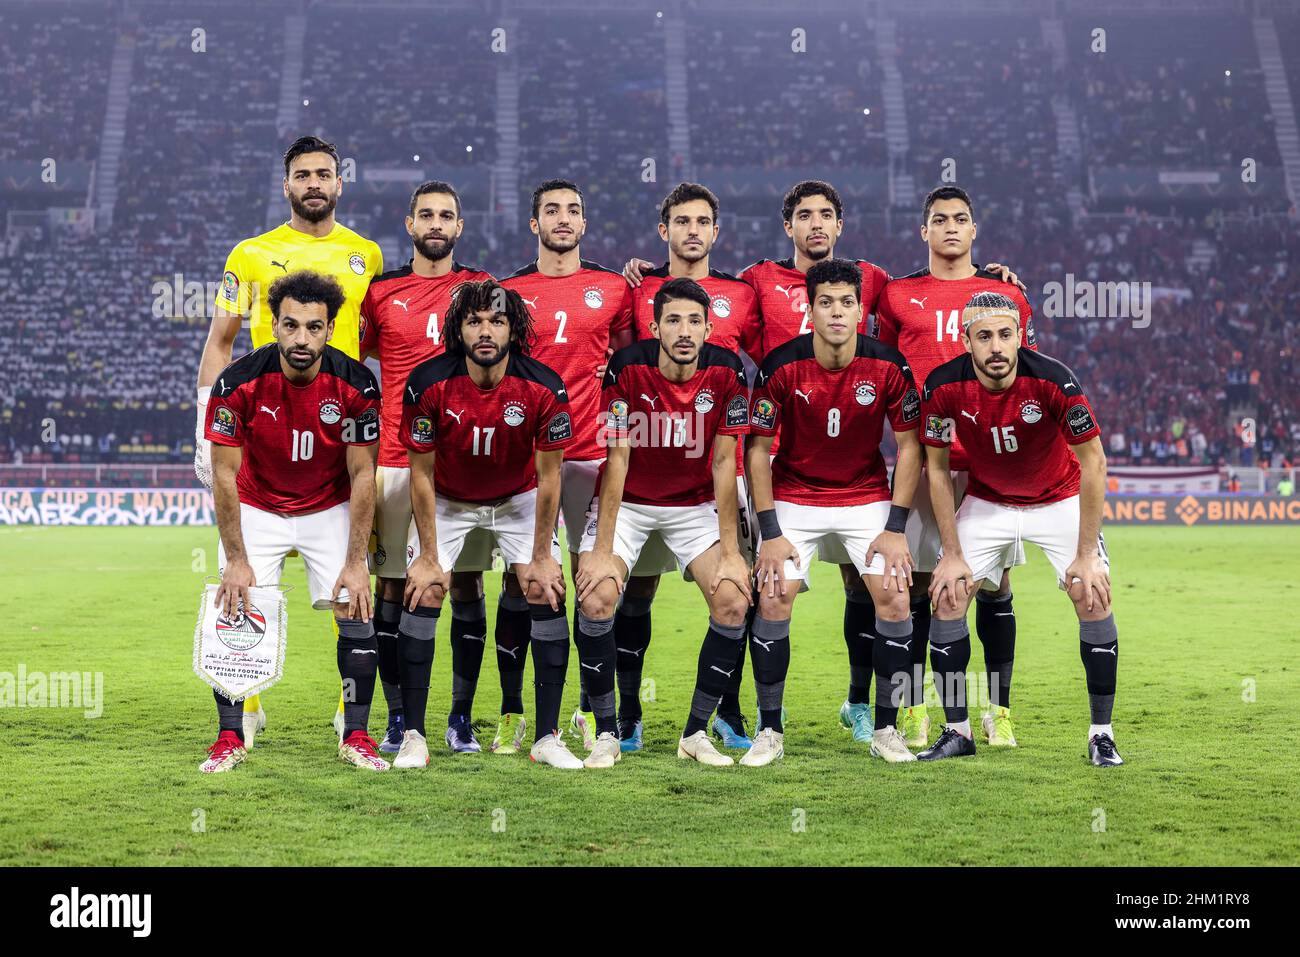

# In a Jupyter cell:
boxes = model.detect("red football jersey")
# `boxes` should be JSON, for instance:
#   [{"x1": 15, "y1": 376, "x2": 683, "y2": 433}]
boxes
[
  {"x1": 920, "y1": 350, "x2": 1101, "y2": 507},
  {"x1": 206, "y1": 345, "x2": 380, "y2": 515},
  {"x1": 874, "y1": 267, "x2": 1036, "y2": 470},
  {"x1": 738, "y1": 257, "x2": 889, "y2": 363},
  {"x1": 400, "y1": 351, "x2": 572, "y2": 504},
  {"x1": 751, "y1": 334, "x2": 920, "y2": 506},
  {"x1": 600, "y1": 340, "x2": 749, "y2": 507},
  {"x1": 359, "y1": 261, "x2": 494, "y2": 468},
  {"x1": 631, "y1": 264, "x2": 760, "y2": 475},
  {"x1": 500, "y1": 260, "x2": 635, "y2": 461}
]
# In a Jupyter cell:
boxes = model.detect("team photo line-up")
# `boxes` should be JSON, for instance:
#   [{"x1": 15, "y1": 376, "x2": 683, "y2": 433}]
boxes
[{"x1": 193, "y1": 134, "x2": 1121, "y2": 774}]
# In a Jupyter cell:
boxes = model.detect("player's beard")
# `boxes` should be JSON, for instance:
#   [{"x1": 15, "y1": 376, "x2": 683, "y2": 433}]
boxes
[
  {"x1": 290, "y1": 189, "x2": 337, "y2": 224},
  {"x1": 467, "y1": 340, "x2": 508, "y2": 368},
  {"x1": 280, "y1": 342, "x2": 322, "y2": 371},
  {"x1": 659, "y1": 338, "x2": 700, "y2": 366},
  {"x1": 976, "y1": 351, "x2": 1017, "y2": 382},
  {"x1": 539, "y1": 227, "x2": 580, "y2": 255},
  {"x1": 671, "y1": 238, "x2": 709, "y2": 264},
  {"x1": 413, "y1": 231, "x2": 456, "y2": 263},
  {"x1": 800, "y1": 238, "x2": 832, "y2": 262}
]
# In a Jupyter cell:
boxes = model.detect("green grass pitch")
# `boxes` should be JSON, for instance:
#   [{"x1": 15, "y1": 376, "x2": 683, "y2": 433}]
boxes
[{"x1": 0, "y1": 524, "x2": 1296, "y2": 866}]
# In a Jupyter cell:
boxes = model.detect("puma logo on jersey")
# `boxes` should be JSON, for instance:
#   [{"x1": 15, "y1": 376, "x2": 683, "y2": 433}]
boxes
[
  {"x1": 363, "y1": 385, "x2": 376, "y2": 395},
  {"x1": 910, "y1": 297, "x2": 928, "y2": 309},
  {"x1": 520, "y1": 296, "x2": 539, "y2": 309},
  {"x1": 709, "y1": 665, "x2": 735, "y2": 678},
  {"x1": 884, "y1": 638, "x2": 912, "y2": 651},
  {"x1": 794, "y1": 388, "x2": 814, "y2": 404},
  {"x1": 407, "y1": 386, "x2": 418, "y2": 402},
  {"x1": 271, "y1": 259, "x2": 290, "y2": 272},
  {"x1": 640, "y1": 393, "x2": 659, "y2": 409},
  {"x1": 392, "y1": 297, "x2": 410, "y2": 311},
  {"x1": 258, "y1": 405, "x2": 280, "y2": 421},
  {"x1": 1091, "y1": 644, "x2": 1118, "y2": 656},
  {"x1": 774, "y1": 284, "x2": 794, "y2": 298},
  {"x1": 961, "y1": 410, "x2": 979, "y2": 424},
  {"x1": 445, "y1": 409, "x2": 464, "y2": 424}
]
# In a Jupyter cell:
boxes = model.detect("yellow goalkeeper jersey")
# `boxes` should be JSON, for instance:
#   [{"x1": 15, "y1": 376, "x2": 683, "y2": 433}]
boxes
[{"x1": 213, "y1": 221, "x2": 383, "y2": 359}]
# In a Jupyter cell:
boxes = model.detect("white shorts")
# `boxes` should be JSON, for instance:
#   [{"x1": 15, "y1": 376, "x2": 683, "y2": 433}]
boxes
[
  {"x1": 633, "y1": 474, "x2": 754, "y2": 576},
  {"x1": 956, "y1": 494, "x2": 1109, "y2": 588},
  {"x1": 908, "y1": 467, "x2": 1025, "y2": 574},
  {"x1": 773, "y1": 500, "x2": 891, "y2": 581},
  {"x1": 411, "y1": 488, "x2": 562, "y2": 572},
  {"x1": 579, "y1": 499, "x2": 720, "y2": 579},
  {"x1": 217, "y1": 502, "x2": 350, "y2": 610},
  {"x1": 560, "y1": 459, "x2": 602, "y2": 554},
  {"x1": 371, "y1": 465, "x2": 495, "y2": 578}
]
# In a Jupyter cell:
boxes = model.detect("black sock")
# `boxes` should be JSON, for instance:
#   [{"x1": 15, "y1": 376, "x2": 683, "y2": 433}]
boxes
[
  {"x1": 684, "y1": 619, "x2": 746, "y2": 737},
  {"x1": 717, "y1": 620, "x2": 748, "y2": 724},
  {"x1": 844, "y1": 589, "x2": 876, "y2": 705},
  {"x1": 397, "y1": 605, "x2": 439, "y2": 736},
  {"x1": 614, "y1": 595, "x2": 653, "y2": 727},
  {"x1": 929, "y1": 617, "x2": 971, "y2": 724},
  {"x1": 530, "y1": 601, "x2": 569, "y2": 742},
  {"x1": 495, "y1": 591, "x2": 531, "y2": 715},
  {"x1": 908, "y1": 596, "x2": 932, "y2": 707},
  {"x1": 577, "y1": 611, "x2": 618, "y2": 736},
  {"x1": 449, "y1": 597, "x2": 487, "y2": 718},
  {"x1": 574, "y1": 603, "x2": 591, "y2": 713},
  {"x1": 976, "y1": 590, "x2": 1016, "y2": 710},
  {"x1": 750, "y1": 615, "x2": 791, "y2": 733},
  {"x1": 213, "y1": 689, "x2": 244, "y2": 743},
  {"x1": 1079, "y1": 614, "x2": 1118, "y2": 725},
  {"x1": 336, "y1": 617, "x2": 378, "y2": 737},
  {"x1": 375, "y1": 593, "x2": 403, "y2": 717},
  {"x1": 873, "y1": 617, "x2": 914, "y2": 730}
]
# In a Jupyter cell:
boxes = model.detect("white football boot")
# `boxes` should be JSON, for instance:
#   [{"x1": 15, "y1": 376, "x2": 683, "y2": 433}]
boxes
[
  {"x1": 677, "y1": 730, "x2": 734, "y2": 767},
  {"x1": 583, "y1": 731, "x2": 622, "y2": 769},
  {"x1": 739, "y1": 727, "x2": 784, "y2": 767},
  {"x1": 870, "y1": 726, "x2": 919, "y2": 763},
  {"x1": 529, "y1": 731, "x2": 585, "y2": 769},
  {"x1": 393, "y1": 729, "x2": 431, "y2": 769},
  {"x1": 242, "y1": 706, "x2": 266, "y2": 749}
]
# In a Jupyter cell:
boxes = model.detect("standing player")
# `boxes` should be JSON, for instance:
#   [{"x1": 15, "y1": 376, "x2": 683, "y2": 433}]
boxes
[
  {"x1": 200, "y1": 271, "x2": 384, "y2": 773},
  {"x1": 919, "y1": 292, "x2": 1122, "y2": 767},
  {"x1": 500, "y1": 179, "x2": 636, "y2": 751},
  {"x1": 744, "y1": 260, "x2": 924, "y2": 765},
  {"x1": 873, "y1": 186, "x2": 1034, "y2": 750},
  {"x1": 575, "y1": 278, "x2": 752, "y2": 768},
  {"x1": 398, "y1": 280, "x2": 580, "y2": 769},
  {"x1": 614, "y1": 182, "x2": 761, "y2": 752},
  {"x1": 197, "y1": 135, "x2": 383, "y2": 744},
  {"x1": 358, "y1": 181, "x2": 509, "y2": 756}
]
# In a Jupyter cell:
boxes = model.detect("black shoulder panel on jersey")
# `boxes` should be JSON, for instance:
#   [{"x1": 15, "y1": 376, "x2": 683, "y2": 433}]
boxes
[
  {"x1": 922, "y1": 353, "x2": 976, "y2": 399},
  {"x1": 503, "y1": 261, "x2": 539, "y2": 280},
  {"x1": 606, "y1": 338, "x2": 660, "y2": 381},
  {"x1": 698, "y1": 341, "x2": 745, "y2": 372},
  {"x1": 1015, "y1": 349, "x2": 1082, "y2": 393},
  {"x1": 507, "y1": 352, "x2": 570, "y2": 402},
  {"x1": 854, "y1": 334, "x2": 914, "y2": 376},
  {"x1": 708, "y1": 267, "x2": 742, "y2": 283},
  {"x1": 895, "y1": 267, "x2": 932, "y2": 281},
  {"x1": 371, "y1": 262, "x2": 415, "y2": 285},
  {"x1": 404, "y1": 352, "x2": 465, "y2": 402},
  {"x1": 756, "y1": 334, "x2": 815, "y2": 383},
  {"x1": 212, "y1": 344, "x2": 281, "y2": 398},
  {"x1": 645, "y1": 262, "x2": 672, "y2": 279},
  {"x1": 738, "y1": 258, "x2": 772, "y2": 277},
  {"x1": 579, "y1": 259, "x2": 622, "y2": 276},
  {"x1": 321, "y1": 346, "x2": 380, "y2": 396},
  {"x1": 775, "y1": 258, "x2": 795, "y2": 271}
]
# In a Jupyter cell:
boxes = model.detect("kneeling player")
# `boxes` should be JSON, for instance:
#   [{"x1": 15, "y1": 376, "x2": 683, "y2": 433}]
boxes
[
  {"x1": 202, "y1": 271, "x2": 384, "y2": 773},
  {"x1": 746, "y1": 259, "x2": 925, "y2": 765},
  {"x1": 576, "y1": 278, "x2": 753, "y2": 768},
  {"x1": 919, "y1": 292, "x2": 1122, "y2": 766},
  {"x1": 401, "y1": 280, "x2": 578, "y2": 769}
]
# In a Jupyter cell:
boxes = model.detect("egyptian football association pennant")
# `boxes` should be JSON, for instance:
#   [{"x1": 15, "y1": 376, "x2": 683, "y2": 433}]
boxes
[{"x1": 193, "y1": 584, "x2": 287, "y2": 702}]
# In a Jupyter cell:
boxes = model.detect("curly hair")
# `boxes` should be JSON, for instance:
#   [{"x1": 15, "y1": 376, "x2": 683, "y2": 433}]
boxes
[
  {"x1": 805, "y1": 258, "x2": 862, "y2": 303},
  {"x1": 267, "y1": 270, "x2": 346, "y2": 321},
  {"x1": 441, "y1": 280, "x2": 536, "y2": 358}
]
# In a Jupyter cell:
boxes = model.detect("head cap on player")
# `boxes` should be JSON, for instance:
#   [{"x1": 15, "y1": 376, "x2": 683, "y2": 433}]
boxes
[
  {"x1": 659, "y1": 182, "x2": 720, "y2": 264},
  {"x1": 268, "y1": 270, "x2": 346, "y2": 373},
  {"x1": 442, "y1": 279, "x2": 536, "y2": 368},
  {"x1": 530, "y1": 178, "x2": 585, "y2": 254},
  {"x1": 921, "y1": 185, "x2": 977, "y2": 262},
  {"x1": 650, "y1": 277, "x2": 712, "y2": 367},
  {"x1": 282, "y1": 135, "x2": 342, "y2": 225},
  {"x1": 783, "y1": 179, "x2": 844, "y2": 262},
  {"x1": 804, "y1": 258, "x2": 863, "y2": 346},
  {"x1": 407, "y1": 180, "x2": 463, "y2": 264},
  {"x1": 961, "y1": 290, "x2": 1021, "y2": 385}
]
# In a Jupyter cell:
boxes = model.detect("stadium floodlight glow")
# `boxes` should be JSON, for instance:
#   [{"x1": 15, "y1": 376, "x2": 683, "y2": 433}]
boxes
[
  {"x1": 413, "y1": 154, "x2": 420, "y2": 162},
  {"x1": 863, "y1": 108, "x2": 871, "y2": 115},
  {"x1": 466, "y1": 145, "x2": 473, "y2": 152},
  {"x1": 302, "y1": 98, "x2": 309, "y2": 106}
]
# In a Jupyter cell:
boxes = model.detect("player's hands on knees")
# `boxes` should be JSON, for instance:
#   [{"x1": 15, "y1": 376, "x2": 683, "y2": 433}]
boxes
[
  {"x1": 1066, "y1": 554, "x2": 1111, "y2": 614},
  {"x1": 711, "y1": 551, "x2": 753, "y2": 603},
  {"x1": 984, "y1": 261, "x2": 1027, "y2": 293},
  {"x1": 404, "y1": 553, "x2": 449, "y2": 611},
  {"x1": 929, "y1": 553, "x2": 973, "y2": 613},
  {"x1": 866, "y1": 531, "x2": 914, "y2": 593},
  {"x1": 576, "y1": 550, "x2": 623, "y2": 602},
  {"x1": 756, "y1": 536, "x2": 797, "y2": 599},
  {"x1": 333, "y1": 559, "x2": 373, "y2": 621},
  {"x1": 522, "y1": 555, "x2": 566, "y2": 612},
  {"x1": 622, "y1": 258, "x2": 654, "y2": 287},
  {"x1": 215, "y1": 557, "x2": 256, "y2": 619}
]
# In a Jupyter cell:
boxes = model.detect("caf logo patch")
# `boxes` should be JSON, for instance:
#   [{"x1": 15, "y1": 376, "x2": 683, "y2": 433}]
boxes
[
  {"x1": 548, "y1": 411, "x2": 573, "y2": 443},
  {"x1": 1021, "y1": 401, "x2": 1043, "y2": 424},
  {"x1": 503, "y1": 402, "x2": 526, "y2": 427},
  {"x1": 752, "y1": 397, "x2": 776, "y2": 430},
  {"x1": 711, "y1": 295, "x2": 731, "y2": 319},
  {"x1": 1067, "y1": 404, "x2": 1096, "y2": 437},
  {"x1": 319, "y1": 400, "x2": 342, "y2": 425},
  {"x1": 854, "y1": 381, "x2": 877, "y2": 406},
  {"x1": 349, "y1": 252, "x2": 366, "y2": 275},
  {"x1": 584, "y1": 287, "x2": 604, "y2": 309},
  {"x1": 221, "y1": 270, "x2": 239, "y2": 302},
  {"x1": 411, "y1": 415, "x2": 434, "y2": 443},
  {"x1": 901, "y1": 388, "x2": 920, "y2": 422},
  {"x1": 211, "y1": 405, "x2": 237, "y2": 437},
  {"x1": 215, "y1": 604, "x2": 266, "y2": 651},
  {"x1": 694, "y1": 390, "x2": 715, "y2": 414},
  {"x1": 924, "y1": 414, "x2": 947, "y2": 442}
]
